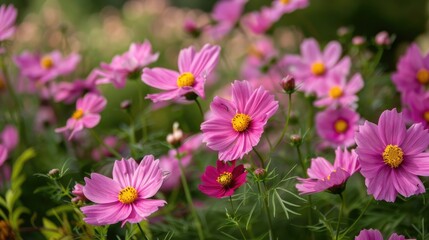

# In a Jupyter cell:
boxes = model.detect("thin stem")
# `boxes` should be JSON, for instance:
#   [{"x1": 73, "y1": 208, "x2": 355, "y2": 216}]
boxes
[
  {"x1": 195, "y1": 99, "x2": 204, "y2": 118},
  {"x1": 136, "y1": 222, "x2": 148, "y2": 240},
  {"x1": 295, "y1": 145, "x2": 307, "y2": 177},
  {"x1": 335, "y1": 194, "x2": 345, "y2": 240},
  {"x1": 229, "y1": 196, "x2": 247, "y2": 240},
  {"x1": 89, "y1": 129, "x2": 122, "y2": 159},
  {"x1": 273, "y1": 93, "x2": 292, "y2": 149},
  {"x1": 257, "y1": 182, "x2": 273, "y2": 240},
  {"x1": 252, "y1": 148, "x2": 265, "y2": 168},
  {"x1": 177, "y1": 153, "x2": 205, "y2": 240},
  {"x1": 340, "y1": 197, "x2": 373, "y2": 238}
]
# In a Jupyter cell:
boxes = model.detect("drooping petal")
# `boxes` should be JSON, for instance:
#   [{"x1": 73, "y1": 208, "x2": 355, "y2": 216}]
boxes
[
  {"x1": 81, "y1": 202, "x2": 132, "y2": 226},
  {"x1": 132, "y1": 199, "x2": 166, "y2": 221}
]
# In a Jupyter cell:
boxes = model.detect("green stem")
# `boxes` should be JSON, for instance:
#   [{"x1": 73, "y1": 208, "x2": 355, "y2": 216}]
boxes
[
  {"x1": 257, "y1": 182, "x2": 273, "y2": 240},
  {"x1": 229, "y1": 196, "x2": 247, "y2": 240},
  {"x1": 273, "y1": 93, "x2": 292, "y2": 150},
  {"x1": 335, "y1": 194, "x2": 345, "y2": 240},
  {"x1": 295, "y1": 145, "x2": 307, "y2": 177},
  {"x1": 340, "y1": 197, "x2": 373, "y2": 238},
  {"x1": 252, "y1": 148, "x2": 265, "y2": 169},
  {"x1": 195, "y1": 99, "x2": 204, "y2": 118},
  {"x1": 136, "y1": 222, "x2": 148, "y2": 240},
  {"x1": 89, "y1": 129, "x2": 122, "y2": 159},
  {"x1": 177, "y1": 154, "x2": 205, "y2": 240}
]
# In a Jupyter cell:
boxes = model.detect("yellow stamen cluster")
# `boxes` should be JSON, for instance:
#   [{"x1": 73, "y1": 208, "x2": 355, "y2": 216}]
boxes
[
  {"x1": 231, "y1": 113, "x2": 252, "y2": 132},
  {"x1": 417, "y1": 69, "x2": 429, "y2": 85},
  {"x1": 311, "y1": 62, "x2": 326, "y2": 76},
  {"x1": 382, "y1": 144, "x2": 404, "y2": 168},
  {"x1": 72, "y1": 109, "x2": 84, "y2": 120},
  {"x1": 177, "y1": 72, "x2": 195, "y2": 87},
  {"x1": 329, "y1": 86, "x2": 343, "y2": 99},
  {"x1": 423, "y1": 111, "x2": 429, "y2": 122},
  {"x1": 280, "y1": 0, "x2": 291, "y2": 4},
  {"x1": 217, "y1": 172, "x2": 233, "y2": 187},
  {"x1": 334, "y1": 119, "x2": 348, "y2": 133},
  {"x1": 40, "y1": 56, "x2": 54, "y2": 69},
  {"x1": 118, "y1": 186, "x2": 138, "y2": 204}
]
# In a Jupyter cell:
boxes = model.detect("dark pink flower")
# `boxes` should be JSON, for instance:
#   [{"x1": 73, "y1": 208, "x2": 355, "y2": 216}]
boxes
[
  {"x1": 406, "y1": 92, "x2": 429, "y2": 129},
  {"x1": 355, "y1": 109, "x2": 429, "y2": 202},
  {"x1": 0, "y1": 125, "x2": 18, "y2": 167},
  {"x1": 199, "y1": 160, "x2": 247, "y2": 198},
  {"x1": 355, "y1": 229, "x2": 412, "y2": 240}
]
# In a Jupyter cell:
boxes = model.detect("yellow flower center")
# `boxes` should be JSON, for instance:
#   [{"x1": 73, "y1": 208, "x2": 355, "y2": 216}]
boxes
[
  {"x1": 311, "y1": 62, "x2": 326, "y2": 76},
  {"x1": 334, "y1": 119, "x2": 348, "y2": 133},
  {"x1": 177, "y1": 72, "x2": 195, "y2": 88},
  {"x1": 382, "y1": 144, "x2": 404, "y2": 168},
  {"x1": 72, "y1": 109, "x2": 84, "y2": 120},
  {"x1": 40, "y1": 56, "x2": 54, "y2": 69},
  {"x1": 280, "y1": 0, "x2": 291, "y2": 4},
  {"x1": 216, "y1": 172, "x2": 233, "y2": 187},
  {"x1": 118, "y1": 186, "x2": 138, "y2": 204},
  {"x1": 424, "y1": 111, "x2": 429, "y2": 122},
  {"x1": 231, "y1": 113, "x2": 252, "y2": 132},
  {"x1": 248, "y1": 46, "x2": 264, "y2": 59},
  {"x1": 329, "y1": 86, "x2": 343, "y2": 99},
  {"x1": 417, "y1": 69, "x2": 429, "y2": 85}
]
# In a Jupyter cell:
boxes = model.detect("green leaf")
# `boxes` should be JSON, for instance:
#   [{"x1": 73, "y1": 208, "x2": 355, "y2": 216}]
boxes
[
  {"x1": 11, "y1": 206, "x2": 29, "y2": 226},
  {"x1": 41, "y1": 218, "x2": 63, "y2": 239},
  {"x1": 11, "y1": 148, "x2": 36, "y2": 183}
]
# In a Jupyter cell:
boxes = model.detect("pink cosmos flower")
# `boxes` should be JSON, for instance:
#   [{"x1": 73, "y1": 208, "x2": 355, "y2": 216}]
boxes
[
  {"x1": 285, "y1": 38, "x2": 351, "y2": 96},
  {"x1": 160, "y1": 134, "x2": 203, "y2": 192},
  {"x1": 81, "y1": 156, "x2": 166, "y2": 226},
  {"x1": 296, "y1": 147, "x2": 360, "y2": 195},
  {"x1": 201, "y1": 80, "x2": 278, "y2": 161},
  {"x1": 316, "y1": 107, "x2": 359, "y2": 147},
  {"x1": 54, "y1": 70, "x2": 100, "y2": 104},
  {"x1": 72, "y1": 183, "x2": 87, "y2": 203},
  {"x1": 392, "y1": 43, "x2": 429, "y2": 96},
  {"x1": 270, "y1": 0, "x2": 309, "y2": 17},
  {"x1": 142, "y1": 44, "x2": 220, "y2": 103},
  {"x1": 241, "y1": 7, "x2": 278, "y2": 35},
  {"x1": 241, "y1": 38, "x2": 278, "y2": 79},
  {"x1": 97, "y1": 41, "x2": 159, "y2": 88},
  {"x1": 406, "y1": 92, "x2": 429, "y2": 129},
  {"x1": 205, "y1": 0, "x2": 247, "y2": 40},
  {"x1": 314, "y1": 73, "x2": 364, "y2": 109},
  {"x1": 55, "y1": 93, "x2": 107, "y2": 140},
  {"x1": 355, "y1": 229, "x2": 412, "y2": 240},
  {"x1": 0, "y1": 4, "x2": 17, "y2": 42},
  {"x1": 13, "y1": 51, "x2": 80, "y2": 85},
  {"x1": 0, "y1": 125, "x2": 19, "y2": 167},
  {"x1": 198, "y1": 160, "x2": 247, "y2": 198},
  {"x1": 355, "y1": 109, "x2": 429, "y2": 202}
]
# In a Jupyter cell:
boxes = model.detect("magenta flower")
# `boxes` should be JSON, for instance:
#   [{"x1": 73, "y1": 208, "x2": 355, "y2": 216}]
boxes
[
  {"x1": 0, "y1": 125, "x2": 18, "y2": 167},
  {"x1": 314, "y1": 73, "x2": 364, "y2": 108},
  {"x1": 0, "y1": 4, "x2": 17, "y2": 41},
  {"x1": 355, "y1": 109, "x2": 429, "y2": 202},
  {"x1": 316, "y1": 107, "x2": 359, "y2": 147},
  {"x1": 81, "y1": 156, "x2": 166, "y2": 226},
  {"x1": 97, "y1": 41, "x2": 159, "y2": 88},
  {"x1": 205, "y1": 0, "x2": 247, "y2": 40},
  {"x1": 72, "y1": 183, "x2": 87, "y2": 203},
  {"x1": 392, "y1": 43, "x2": 429, "y2": 95},
  {"x1": 270, "y1": 0, "x2": 309, "y2": 16},
  {"x1": 199, "y1": 160, "x2": 247, "y2": 198},
  {"x1": 55, "y1": 93, "x2": 107, "y2": 139},
  {"x1": 355, "y1": 229, "x2": 411, "y2": 240},
  {"x1": 241, "y1": 7, "x2": 278, "y2": 35},
  {"x1": 406, "y1": 92, "x2": 429, "y2": 129},
  {"x1": 296, "y1": 147, "x2": 360, "y2": 195},
  {"x1": 285, "y1": 38, "x2": 351, "y2": 96},
  {"x1": 201, "y1": 80, "x2": 278, "y2": 161},
  {"x1": 142, "y1": 44, "x2": 220, "y2": 102},
  {"x1": 54, "y1": 70, "x2": 100, "y2": 104},
  {"x1": 13, "y1": 51, "x2": 80, "y2": 85}
]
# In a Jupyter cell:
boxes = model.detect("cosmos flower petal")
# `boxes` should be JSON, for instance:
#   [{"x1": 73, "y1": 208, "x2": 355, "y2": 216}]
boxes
[
  {"x1": 142, "y1": 67, "x2": 180, "y2": 90},
  {"x1": 133, "y1": 155, "x2": 163, "y2": 198},
  {"x1": 83, "y1": 173, "x2": 121, "y2": 203},
  {"x1": 81, "y1": 202, "x2": 132, "y2": 226},
  {"x1": 403, "y1": 153, "x2": 429, "y2": 176},
  {"x1": 401, "y1": 123, "x2": 429, "y2": 155},
  {"x1": 355, "y1": 229, "x2": 383, "y2": 240},
  {"x1": 113, "y1": 158, "x2": 138, "y2": 188},
  {"x1": 377, "y1": 109, "x2": 406, "y2": 146}
]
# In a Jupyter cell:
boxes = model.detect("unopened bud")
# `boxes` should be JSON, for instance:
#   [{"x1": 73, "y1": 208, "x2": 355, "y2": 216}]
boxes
[
  {"x1": 337, "y1": 26, "x2": 349, "y2": 37},
  {"x1": 120, "y1": 100, "x2": 132, "y2": 110},
  {"x1": 281, "y1": 75, "x2": 296, "y2": 94},
  {"x1": 173, "y1": 129, "x2": 183, "y2": 140},
  {"x1": 166, "y1": 134, "x2": 175, "y2": 145},
  {"x1": 352, "y1": 36, "x2": 366, "y2": 46},
  {"x1": 254, "y1": 168, "x2": 266, "y2": 177},
  {"x1": 48, "y1": 168, "x2": 60, "y2": 178},
  {"x1": 184, "y1": 19, "x2": 201, "y2": 38},
  {"x1": 375, "y1": 31, "x2": 391, "y2": 46},
  {"x1": 290, "y1": 134, "x2": 302, "y2": 146}
]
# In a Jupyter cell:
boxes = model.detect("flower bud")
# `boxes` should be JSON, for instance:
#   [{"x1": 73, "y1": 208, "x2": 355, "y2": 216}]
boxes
[
  {"x1": 337, "y1": 26, "x2": 349, "y2": 37},
  {"x1": 290, "y1": 134, "x2": 302, "y2": 146},
  {"x1": 120, "y1": 100, "x2": 132, "y2": 110},
  {"x1": 375, "y1": 31, "x2": 391, "y2": 46},
  {"x1": 184, "y1": 19, "x2": 201, "y2": 38},
  {"x1": 281, "y1": 75, "x2": 296, "y2": 94},
  {"x1": 254, "y1": 168, "x2": 266, "y2": 177},
  {"x1": 352, "y1": 36, "x2": 366, "y2": 46},
  {"x1": 48, "y1": 168, "x2": 60, "y2": 178}
]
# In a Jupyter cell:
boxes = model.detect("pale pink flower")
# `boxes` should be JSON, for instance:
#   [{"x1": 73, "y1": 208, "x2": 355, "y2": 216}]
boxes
[
  {"x1": 0, "y1": 4, "x2": 17, "y2": 41},
  {"x1": 205, "y1": 0, "x2": 247, "y2": 40}
]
